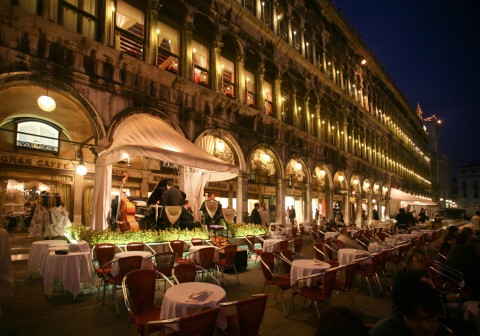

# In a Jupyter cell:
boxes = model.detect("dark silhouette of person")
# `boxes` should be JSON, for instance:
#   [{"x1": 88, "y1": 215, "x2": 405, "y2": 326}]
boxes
[
  {"x1": 289, "y1": 206, "x2": 296, "y2": 225},
  {"x1": 199, "y1": 193, "x2": 222, "y2": 227},
  {"x1": 162, "y1": 180, "x2": 184, "y2": 206},
  {"x1": 395, "y1": 208, "x2": 410, "y2": 232},
  {"x1": 179, "y1": 200, "x2": 199, "y2": 230},
  {"x1": 250, "y1": 203, "x2": 262, "y2": 225}
]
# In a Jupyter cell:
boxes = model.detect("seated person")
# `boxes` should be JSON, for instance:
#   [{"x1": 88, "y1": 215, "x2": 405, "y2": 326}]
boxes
[
  {"x1": 438, "y1": 232, "x2": 457, "y2": 257},
  {"x1": 314, "y1": 305, "x2": 368, "y2": 336},
  {"x1": 371, "y1": 277, "x2": 452, "y2": 336},
  {"x1": 337, "y1": 227, "x2": 364, "y2": 250},
  {"x1": 179, "y1": 200, "x2": 200, "y2": 230},
  {"x1": 325, "y1": 218, "x2": 338, "y2": 232}
]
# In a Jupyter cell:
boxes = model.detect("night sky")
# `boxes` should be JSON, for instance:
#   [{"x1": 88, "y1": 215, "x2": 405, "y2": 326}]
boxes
[{"x1": 332, "y1": 0, "x2": 480, "y2": 172}]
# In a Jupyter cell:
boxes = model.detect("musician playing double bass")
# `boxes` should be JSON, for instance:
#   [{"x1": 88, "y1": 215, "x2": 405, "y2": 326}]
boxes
[{"x1": 110, "y1": 191, "x2": 128, "y2": 231}]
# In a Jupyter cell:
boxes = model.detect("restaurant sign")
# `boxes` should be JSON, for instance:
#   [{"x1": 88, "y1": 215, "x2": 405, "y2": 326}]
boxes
[{"x1": 0, "y1": 152, "x2": 73, "y2": 171}]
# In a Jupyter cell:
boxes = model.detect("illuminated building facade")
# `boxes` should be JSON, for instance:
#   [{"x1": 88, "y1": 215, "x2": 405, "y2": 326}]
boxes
[{"x1": 0, "y1": 0, "x2": 432, "y2": 227}]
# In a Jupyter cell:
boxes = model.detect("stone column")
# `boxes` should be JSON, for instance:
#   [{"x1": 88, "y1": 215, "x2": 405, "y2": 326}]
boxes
[
  {"x1": 73, "y1": 174, "x2": 84, "y2": 224},
  {"x1": 276, "y1": 178, "x2": 285, "y2": 225},
  {"x1": 145, "y1": 0, "x2": 160, "y2": 65},
  {"x1": 343, "y1": 193, "x2": 350, "y2": 226},
  {"x1": 305, "y1": 183, "x2": 312, "y2": 224},
  {"x1": 236, "y1": 173, "x2": 248, "y2": 224},
  {"x1": 384, "y1": 197, "x2": 391, "y2": 219},
  {"x1": 212, "y1": 37, "x2": 222, "y2": 93},
  {"x1": 325, "y1": 186, "x2": 333, "y2": 220},
  {"x1": 182, "y1": 22, "x2": 194, "y2": 80},
  {"x1": 355, "y1": 193, "x2": 363, "y2": 227},
  {"x1": 367, "y1": 194, "x2": 373, "y2": 220}
]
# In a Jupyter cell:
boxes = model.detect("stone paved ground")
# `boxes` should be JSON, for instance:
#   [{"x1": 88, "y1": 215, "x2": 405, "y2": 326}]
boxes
[{"x1": 0, "y1": 234, "x2": 393, "y2": 336}]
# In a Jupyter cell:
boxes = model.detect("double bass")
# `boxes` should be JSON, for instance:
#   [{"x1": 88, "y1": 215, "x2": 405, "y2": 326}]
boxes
[{"x1": 116, "y1": 173, "x2": 140, "y2": 232}]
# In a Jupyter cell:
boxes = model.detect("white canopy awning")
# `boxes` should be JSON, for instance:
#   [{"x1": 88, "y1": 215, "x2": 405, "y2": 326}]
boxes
[
  {"x1": 390, "y1": 188, "x2": 437, "y2": 206},
  {"x1": 91, "y1": 113, "x2": 239, "y2": 231}
]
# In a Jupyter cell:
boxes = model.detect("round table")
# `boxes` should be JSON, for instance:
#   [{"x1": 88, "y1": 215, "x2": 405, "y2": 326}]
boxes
[
  {"x1": 28, "y1": 240, "x2": 69, "y2": 276},
  {"x1": 160, "y1": 282, "x2": 227, "y2": 330},
  {"x1": 43, "y1": 251, "x2": 93, "y2": 298},
  {"x1": 111, "y1": 251, "x2": 153, "y2": 276},
  {"x1": 290, "y1": 259, "x2": 331, "y2": 286},
  {"x1": 338, "y1": 248, "x2": 370, "y2": 265},
  {"x1": 262, "y1": 239, "x2": 285, "y2": 252}
]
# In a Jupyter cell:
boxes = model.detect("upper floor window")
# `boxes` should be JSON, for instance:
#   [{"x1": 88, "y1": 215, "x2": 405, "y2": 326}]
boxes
[
  {"x1": 220, "y1": 57, "x2": 235, "y2": 98},
  {"x1": 263, "y1": 80, "x2": 273, "y2": 115},
  {"x1": 240, "y1": 0, "x2": 256, "y2": 15},
  {"x1": 60, "y1": 0, "x2": 99, "y2": 40},
  {"x1": 16, "y1": 120, "x2": 60, "y2": 153},
  {"x1": 244, "y1": 69, "x2": 256, "y2": 106},
  {"x1": 157, "y1": 21, "x2": 180, "y2": 75},
  {"x1": 115, "y1": 0, "x2": 145, "y2": 59},
  {"x1": 14, "y1": 0, "x2": 39, "y2": 15},
  {"x1": 192, "y1": 40, "x2": 209, "y2": 87},
  {"x1": 261, "y1": 0, "x2": 273, "y2": 29}
]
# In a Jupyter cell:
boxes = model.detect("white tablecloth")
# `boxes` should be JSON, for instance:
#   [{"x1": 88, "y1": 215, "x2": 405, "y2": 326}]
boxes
[
  {"x1": 28, "y1": 240, "x2": 69, "y2": 276},
  {"x1": 111, "y1": 251, "x2": 153, "y2": 276},
  {"x1": 338, "y1": 248, "x2": 370, "y2": 265},
  {"x1": 43, "y1": 251, "x2": 93, "y2": 298},
  {"x1": 325, "y1": 232, "x2": 339, "y2": 240},
  {"x1": 188, "y1": 246, "x2": 219, "y2": 264},
  {"x1": 160, "y1": 282, "x2": 227, "y2": 329},
  {"x1": 263, "y1": 239, "x2": 285, "y2": 252},
  {"x1": 290, "y1": 259, "x2": 330, "y2": 286},
  {"x1": 368, "y1": 242, "x2": 394, "y2": 254}
]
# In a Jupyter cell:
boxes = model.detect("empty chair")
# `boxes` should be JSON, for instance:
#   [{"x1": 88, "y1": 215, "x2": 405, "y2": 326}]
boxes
[
  {"x1": 170, "y1": 240, "x2": 189, "y2": 263},
  {"x1": 192, "y1": 247, "x2": 216, "y2": 273},
  {"x1": 126, "y1": 242, "x2": 146, "y2": 251},
  {"x1": 245, "y1": 235, "x2": 263, "y2": 262},
  {"x1": 279, "y1": 249, "x2": 306, "y2": 274},
  {"x1": 292, "y1": 238, "x2": 303, "y2": 254},
  {"x1": 290, "y1": 267, "x2": 339, "y2": 318},
  {"x1": 314, "y1": 241, "x2": 339, "y2": 267},
  {"x1": 153, "y1": 252, "x2": 175, "y2": 291},
  {"x1": 103, "y1": 255, "x2": 143, "y2": 316},
  {"x1": 190, "y1": 238, "x2": 204, "y2": 246},
  {"x1": 259, "y1": 252, "x2": 291, "y2": 315},
  {"x1": 145, "y1": 306, "x2": 221, "y2": 336},
  {"x1": 122, "y1": 269, "x2": 163, "y2": 335},
  {"x1": 355, "y1": 253, "x2": 382, "y2": 297},
  {"x1": 333, "y1": 262, "x2": 360, "y2": 310},
  {"x1": 216, "y1": 244, "x2": 240, "y2": 286},
  {"x1": 172, "y1": 262, "x2": 220, "y2": 285},
  {"x1": 218, "y1": 294, "x2": 269, "y2": 336},
  {"x1": 91, "y1": 243, "x2": 116, "y2": 296}
]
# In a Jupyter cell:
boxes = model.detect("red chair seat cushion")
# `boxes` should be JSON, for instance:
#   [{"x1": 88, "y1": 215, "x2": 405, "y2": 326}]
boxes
[
  {"x1": 298, "y1": 286, "x2": 326, "y2": 301},
  {"x1": 133, "y1": 306, "x2": 162, "y2": 335}
]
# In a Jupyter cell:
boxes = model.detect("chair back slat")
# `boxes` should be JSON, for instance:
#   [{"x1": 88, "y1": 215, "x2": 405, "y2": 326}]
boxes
[
  {"x1": 154, "y1": 252, "x2": 175, "y2": 277},
  {"x1": 172, "y1": 263, "x2": 197, "y2": 284},
  {"x1": 178, "y1": 307, "x2": 220, "y2": 336},
  {"x1": 126, "y1": 242, "x2": 145, "y2": 251},
  {"x1": 236, "y1": 295, "x2": 268, "y2": 336}
]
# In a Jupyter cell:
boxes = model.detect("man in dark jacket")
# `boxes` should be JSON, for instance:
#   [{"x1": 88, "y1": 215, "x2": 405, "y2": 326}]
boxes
[
  {"x1": 250, "y1": 203, "x2": 262, "y2": 224},
  {"x1": 162, "y1": 180, "x2": 184, "y2": 206}
]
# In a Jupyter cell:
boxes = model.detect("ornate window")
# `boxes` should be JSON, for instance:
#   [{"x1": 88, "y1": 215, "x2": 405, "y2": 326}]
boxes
[
  {"x1": 157, "y1": 21, "x2": 180, "y2": 75},
  {"x1": 263, "y1": 80, "x2": 273, "y2": 115},
  {"x1": 220, "y1": 57, "x2": 235, "y2": 98},
  {"x1": 60, "y1": 0, "x2": 99, "y2": 40},
  {"x1": 192, "y1": 40, "x2": 209, "y2": 87},
  {"x1": 244, "y1": 69, "x2": 256, "y2": 106},
  {"x1": 115, "y1": 0, "x2": 145, "y2": 59},
  {"x1": 261, "y1": 0, "x2": 273, "y2": 29},
  {"x1": 16, "y1": 120, "x2": 60, "y2": 153}
]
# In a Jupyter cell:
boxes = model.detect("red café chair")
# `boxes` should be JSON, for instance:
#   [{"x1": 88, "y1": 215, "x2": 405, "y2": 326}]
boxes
[
  {"x1": 146, "y1": 306, "x2": 221, "y2": 336},
  {"x1": 172, "y1": 262, "x2": 220, "y2": 285},
  {"x1": 103, "y1": 255, "x2": 144, "y2": 316},
  {"x1": 153, "y1": 252, "x2": 175, "y2": 292},
  {"x1": 313, "y1": 242, "x2": 339, "y2": 267},
  {"x1": 91, "y1": 243, "x2": 116, "y2": 297},
  {"x1": 218, "y1": 294, "x2": 269, "y2": 336},
  {"x1": 216, "y1": 244, "x2": 240, "y2": 286},
  {"x1": 333, "y1": 262, "x2": 360, "y2": 310},
  {"x1": 279, "y1": 249, "x2": 306, "y2": 274},
  {"x1": 292, "y1": 238, "x2": 303, "y2": 254},
  {"x1": 289, "y1": 267, "x2": 340, "y2": 317},
  {"x1": 169, "y1": 240, "x2": 189, "y2": 263},
  {"x1": 122, "y1": 269, "x2": 164, "y2": 335},
  {"x1": 245, "y1": 235, "x2": 263, "y2": 262},
  {"x1": 259, "y1": 252, "x2": 291, "y2": 315},
  {"x1": 126, "y1": 242, "x2": 146, "y2": 251},
  {"x1": 355, "y1": 253, "x2": 383, "y2": 297}
]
